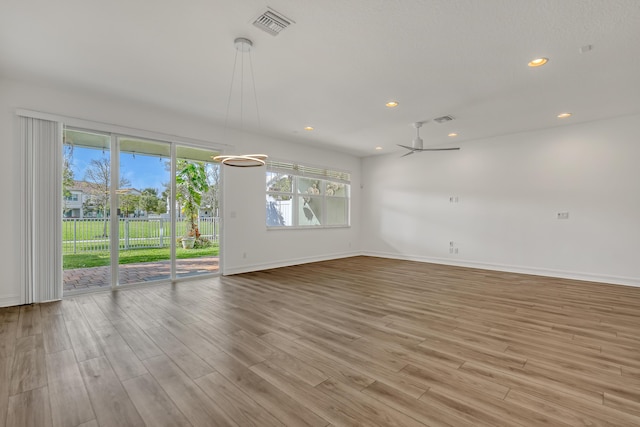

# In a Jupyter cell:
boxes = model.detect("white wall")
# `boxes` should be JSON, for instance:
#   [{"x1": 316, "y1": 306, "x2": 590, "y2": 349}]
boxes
[
  {"x1": 3, "y1": 75, "x2": 637, "y2": 307},
  {"x1": 222, "y1": 132, "x2": 361, "y2": 275},
  {"x1": 361, "y1": 113, "x2": 640, "y2": 286},
  {"x1": 0, "y1": 77, "x2": 361, "y2": 306}
]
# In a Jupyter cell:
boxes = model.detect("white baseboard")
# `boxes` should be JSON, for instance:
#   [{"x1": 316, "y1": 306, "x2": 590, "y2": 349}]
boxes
[
  {"x1": 0, "y1": 295, "x2": 21, "y2": 308},
  {"x1": 223, "y1": 251, "x2": 361, "y2": 276},
  {"x1": 361, "y1": 250, "x2": 640, "y2": 288}
]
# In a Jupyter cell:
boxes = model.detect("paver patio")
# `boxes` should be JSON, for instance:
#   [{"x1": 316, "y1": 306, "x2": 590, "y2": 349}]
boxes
[{"x1": 63, "y1": 256, "x2": 219, "y2": 291}]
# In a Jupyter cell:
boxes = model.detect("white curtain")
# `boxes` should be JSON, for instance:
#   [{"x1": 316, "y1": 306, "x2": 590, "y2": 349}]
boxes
[{"x1": 19, "y1": 115, "x2": 63, "y2": 303}]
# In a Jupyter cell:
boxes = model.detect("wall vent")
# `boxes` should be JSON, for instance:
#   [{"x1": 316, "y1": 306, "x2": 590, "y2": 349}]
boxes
[
  {"x1": 253, "y1": 8, "x2": 294, "y2": 36},
  {"x1": 434, "y1": 115, "x2": 454, "y2": 123}
]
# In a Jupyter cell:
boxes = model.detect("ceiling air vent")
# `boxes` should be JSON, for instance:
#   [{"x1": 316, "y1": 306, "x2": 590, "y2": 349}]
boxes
[
  {"x1": 253, "y1": 8, "x2": 293, "y2": 36},
  {"x1": 433, "y1": 115, "x2": 454, "y2": 123}
]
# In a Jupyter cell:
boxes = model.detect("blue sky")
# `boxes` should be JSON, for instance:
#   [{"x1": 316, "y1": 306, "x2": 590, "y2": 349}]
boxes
[{"x1": 70, "y1": 146, "x2": 169, "y2": 193}]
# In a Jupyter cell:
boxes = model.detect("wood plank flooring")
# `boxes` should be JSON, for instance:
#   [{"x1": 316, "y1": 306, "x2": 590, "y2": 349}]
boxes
[{"x1": 1, "y1": 256, "x2": 640, "y2": 426}]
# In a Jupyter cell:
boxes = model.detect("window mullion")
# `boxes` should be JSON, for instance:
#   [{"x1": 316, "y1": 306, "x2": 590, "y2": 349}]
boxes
[
  {"x1": 109, "y1": 135, "x2": 119, "y2": 289},
  {"x1": 293, "y1": 177, "x2": 299, "y2": 226},
  {"x1": 321, "y1": 180, "x2": 326, "y2": 226}
]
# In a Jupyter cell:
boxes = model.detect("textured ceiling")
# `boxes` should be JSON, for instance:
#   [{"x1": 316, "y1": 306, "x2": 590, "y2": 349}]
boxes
[{"x1": 1, "y1": 0, "x2": 639, "y2": 156}]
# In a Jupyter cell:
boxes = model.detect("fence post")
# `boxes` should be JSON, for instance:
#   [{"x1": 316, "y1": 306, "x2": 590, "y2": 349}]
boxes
[
  {"x1": 159, "y1": 218, "x2": 164, "y2": 247},
  {"x1": 73, "y1": 219, "x2": 77, "y2": 254},
  {"x1": 124, "y1": 218, "x2": 129, "y2": 250}
]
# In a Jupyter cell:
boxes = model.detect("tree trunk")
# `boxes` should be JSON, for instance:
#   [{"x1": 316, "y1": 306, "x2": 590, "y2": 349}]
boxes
[{"x1": 102, "y1": 208, "x2": 108, "y2": 238}]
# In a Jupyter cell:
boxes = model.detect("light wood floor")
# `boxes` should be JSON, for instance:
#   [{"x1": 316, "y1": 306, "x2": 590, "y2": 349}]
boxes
[{"x1": 2, "y1": 256, "x2": 640, "y2": 426}]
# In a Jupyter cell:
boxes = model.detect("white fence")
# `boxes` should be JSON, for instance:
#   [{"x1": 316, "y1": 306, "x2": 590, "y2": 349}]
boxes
[{"x1": 62, "y1": 217, "x2": 219, "y2": 253}]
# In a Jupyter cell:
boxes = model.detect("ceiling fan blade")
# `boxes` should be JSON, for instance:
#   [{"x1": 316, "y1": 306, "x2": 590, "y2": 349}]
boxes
[{"x1": 398, "y1": 123, "x2": 460, "y2": 157}]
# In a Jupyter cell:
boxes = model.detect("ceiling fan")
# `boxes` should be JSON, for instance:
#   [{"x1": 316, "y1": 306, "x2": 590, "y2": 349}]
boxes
[{"x1": 398, "y1": 121, "x2": 460, "y2": 157}]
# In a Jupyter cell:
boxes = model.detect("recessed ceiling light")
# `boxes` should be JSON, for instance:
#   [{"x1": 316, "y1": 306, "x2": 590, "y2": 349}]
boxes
[
  {"x1": 557, "y1": 113, "x2": 572, "y2": 119},
  {"x1": 385, "y1": 101, "x2": 399, "y2": 108},
  {"x1": 375, "y1": 146, "x2": 383, "y2": 150},
  {"x1": 303, "y1": 126, "x2": 314, "y2": 131},
  {"x1": 528, "y1": 57, "x2": 548, "y2": 67},
  {"x1": 448, "y1": 132, "x2": 458, "y2": 137}
]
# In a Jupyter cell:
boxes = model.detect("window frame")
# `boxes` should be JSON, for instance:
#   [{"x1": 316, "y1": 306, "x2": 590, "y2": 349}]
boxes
[{"x1": 266, "y1": 160, "x2": 350, "y2": 229}]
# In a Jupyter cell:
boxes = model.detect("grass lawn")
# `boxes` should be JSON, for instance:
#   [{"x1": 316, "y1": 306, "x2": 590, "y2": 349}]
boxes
[{"x1": 63, "y1": 245, "x2": 219, "y2": 269}]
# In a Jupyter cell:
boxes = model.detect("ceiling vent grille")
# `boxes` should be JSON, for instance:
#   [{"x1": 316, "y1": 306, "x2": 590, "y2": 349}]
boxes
[
  {"x1": 253, "y1": 9, "x2": 293, "y2": 36},
  {"x1": 434, "y1": 115, "x2": 454, "y2": 123}
]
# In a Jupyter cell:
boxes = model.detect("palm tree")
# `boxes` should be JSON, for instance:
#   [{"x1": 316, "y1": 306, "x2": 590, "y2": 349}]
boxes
[{"x1": 176, "y1": 160, "x2": 209, "y2": 239}]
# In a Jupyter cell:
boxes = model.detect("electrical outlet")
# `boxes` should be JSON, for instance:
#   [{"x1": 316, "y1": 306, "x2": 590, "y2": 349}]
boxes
[
  {"x1": 557, "y1": 212, "x2": 569, "y2": 220},
  {"x1": 242, "y1": 252, "x2": 247, "y2": 258}
]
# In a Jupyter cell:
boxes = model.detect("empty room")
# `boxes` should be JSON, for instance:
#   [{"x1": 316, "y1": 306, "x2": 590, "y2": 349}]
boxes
[{"x1": 1, "y1": 1, "x2": 640, "y2": 426}]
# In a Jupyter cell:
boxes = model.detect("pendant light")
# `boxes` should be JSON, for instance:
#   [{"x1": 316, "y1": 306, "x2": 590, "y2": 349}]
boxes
[{"x1": 213, "y1": 37, "x2": 268, "y2": 167}]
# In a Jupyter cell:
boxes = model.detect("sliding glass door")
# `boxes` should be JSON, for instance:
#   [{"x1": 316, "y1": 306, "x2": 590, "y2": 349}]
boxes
[
  {"x1": 62, "y1": 128, "x2": 221, "y2": 293},
  {"x1": 117, "y1": 137, "x2": 172, "y2": 286},
  {"x1": 175, "y1": 146, "x2": 220, "y2": 278},
  {"x1": 62, "y1": 130, "x2": 112, "y2": 291}
]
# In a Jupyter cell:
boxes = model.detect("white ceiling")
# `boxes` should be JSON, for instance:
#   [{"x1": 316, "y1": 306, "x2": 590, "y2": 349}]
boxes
[{"x1": 1, "y1": 0, "x2": 639, "y2": 156}]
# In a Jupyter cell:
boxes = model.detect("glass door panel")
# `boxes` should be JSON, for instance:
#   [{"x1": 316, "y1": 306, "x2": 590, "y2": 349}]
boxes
[
  {"x1": 117, "y1": 138, "x2": 171, "y2": 285},
  {"x1": 175, "y1": 145, "x2": 221, "y2": 278},
  {"x1": 62, "y1": 129, "x2": 112, "y2": 293},
  {"x1": 63, "y1": 129, "x2": 222, "y2": 292}
]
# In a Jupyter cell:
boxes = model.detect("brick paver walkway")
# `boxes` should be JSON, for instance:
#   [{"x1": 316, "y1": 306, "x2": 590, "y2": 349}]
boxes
[{"x1": 64, "y1": 256, "x2": 219, "y2": 291}]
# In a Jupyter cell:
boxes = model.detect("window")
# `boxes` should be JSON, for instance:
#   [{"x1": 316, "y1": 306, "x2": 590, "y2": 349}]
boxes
[{"x1": 266, "y1": 161, "x2": 350, "y2": 228}]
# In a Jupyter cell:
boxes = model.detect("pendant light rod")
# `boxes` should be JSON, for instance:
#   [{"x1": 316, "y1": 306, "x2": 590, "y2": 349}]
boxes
[{"x1": 214, "y1": 37, "x2": 268, "y2": 167}]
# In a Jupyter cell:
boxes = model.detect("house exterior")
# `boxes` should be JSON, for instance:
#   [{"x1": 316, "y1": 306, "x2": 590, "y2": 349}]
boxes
[
  {"x1": 62, "y1": 181, "x2": 96, "y2": 218},
  {"x1": 63, "y1": 181, "x2": 142, "y2": 218},
  {"x1": 62, "y1": 189, "x2": 85, "y2": 218}
]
